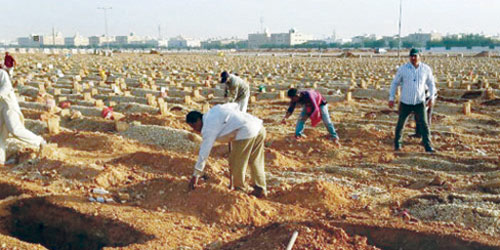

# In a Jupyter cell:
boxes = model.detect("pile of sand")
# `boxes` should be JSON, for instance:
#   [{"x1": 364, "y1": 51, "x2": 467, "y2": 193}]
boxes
[{"x1": 274, "y1": 180, "x2": 352, "y2": 212}]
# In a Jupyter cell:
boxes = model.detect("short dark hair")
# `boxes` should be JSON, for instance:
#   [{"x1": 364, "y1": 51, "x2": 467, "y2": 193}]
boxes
[
  {"x1": 186, "y1": 111, "x2": 203, "y2": 124},
  {"x1": 287, "y1": 88, "x2": 298, "y2": 98},
  {"x1": 220, "y1": 71, "x2": 229, "y2": 83}
]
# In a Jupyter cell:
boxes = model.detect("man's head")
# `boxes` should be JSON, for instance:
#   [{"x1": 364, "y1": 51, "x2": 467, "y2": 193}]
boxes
[
  {"x1": 409, "y1": 48, "x2": 420, "y2": 66},
  {"x1": 220, "y1": 71, "x2": 229, "y2": 84},
  {"x1": 186, "y1": 111, "x2": 203, "y2": 133},
  {"x1": 287, "y1": 88, "x2": 300, "y2": 102}
]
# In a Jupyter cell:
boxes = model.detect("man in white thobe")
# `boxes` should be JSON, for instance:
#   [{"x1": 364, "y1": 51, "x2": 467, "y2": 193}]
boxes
[{"x1": 0, "y1": 69, "x2": 46, "y2": 164}]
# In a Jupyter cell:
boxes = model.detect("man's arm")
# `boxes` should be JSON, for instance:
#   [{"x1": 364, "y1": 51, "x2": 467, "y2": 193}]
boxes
[
  {"x1": 425, "y1": 68, "x2": 436, "y2": 106},
  {"x1": 0, "y1": 70, "x2": 13, "y2": 98},
  {"x1": 388, "y1": 67, "x2": 403, "y2": 108},
  {"x1": 193, "y1": 131, "x2": 218, "y2": 176},
  {"x1": 189, "y1": 131, "x2": 218, "y2": 190},
  {"x1": 226, "y1": 82, "x2": 238, "y2": 102},
  {"x1": 281, "y1": 100, "x2": 297, "y2": 123}
]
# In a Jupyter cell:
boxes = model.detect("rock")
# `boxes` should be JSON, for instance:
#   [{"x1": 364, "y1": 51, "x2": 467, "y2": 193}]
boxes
[
  {"x1": 430, "y1": 175, "x2": 446, "y2": 186},
  {"x1": 118, "y1": 192, "x2": 130, "y2": 201}
]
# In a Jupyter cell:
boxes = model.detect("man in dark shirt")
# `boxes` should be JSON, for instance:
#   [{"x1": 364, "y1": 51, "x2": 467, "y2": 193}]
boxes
[
  {"x1": 281, "y1": 88, "x2": 340, "y2": 146},
  {"x1": 3, "y1": 52, "x2": 16, "y2": 76}
]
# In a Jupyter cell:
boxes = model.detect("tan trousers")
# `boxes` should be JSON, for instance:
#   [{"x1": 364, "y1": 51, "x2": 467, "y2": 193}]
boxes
[{"x1": 229, "y1": 128, "x2": 266, "y2": 192}]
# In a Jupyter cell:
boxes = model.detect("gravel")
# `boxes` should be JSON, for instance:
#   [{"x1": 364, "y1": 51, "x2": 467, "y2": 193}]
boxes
[{"x1": 120, "y1": 124, "x2": 200, "y2": 153}]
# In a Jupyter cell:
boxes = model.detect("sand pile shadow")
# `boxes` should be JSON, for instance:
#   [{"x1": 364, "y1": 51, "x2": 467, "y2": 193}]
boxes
[
  {"x1": 332, "y1": 221, "x2": 498, "y2": 250},
  {"x1": 6, "y1": 197, "x2": 153, "y2": 250}
]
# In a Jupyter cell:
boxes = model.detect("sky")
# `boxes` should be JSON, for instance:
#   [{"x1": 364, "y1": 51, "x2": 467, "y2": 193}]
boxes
[{"x1": 0, "y1": 0, "x2": 498, "y2": 41}]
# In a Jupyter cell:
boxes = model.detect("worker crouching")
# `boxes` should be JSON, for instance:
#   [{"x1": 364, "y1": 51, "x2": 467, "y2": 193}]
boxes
[{"x1": 186, "y1": 103, "x2": 267, "y2": 198}]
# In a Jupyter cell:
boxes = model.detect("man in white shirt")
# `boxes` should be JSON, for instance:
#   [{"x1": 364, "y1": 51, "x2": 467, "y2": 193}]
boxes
[
  {"x1": 221, "y1": 71, "x2": 250, "y2": 113},
  {"x1": 0, "y1": 68, "x2": 46, "y2": 165},
  {"x1": 389, "y1": 48, "x2": 436, "y2": 153},
  {"x1": 186, "y1": 103, "x2": 267, "y2": 198}
]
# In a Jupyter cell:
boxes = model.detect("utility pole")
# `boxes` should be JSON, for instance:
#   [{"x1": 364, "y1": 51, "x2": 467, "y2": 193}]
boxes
[
  {"x1": 52, "y1": 26, "x2": 55, "y2": 47},
  {"x1": 260, "y1": 16, "x2": 264, "y2": 33},
  {"x1": 158, "y1": 24, "x2": 162, "y2": 40},
  {"x1": 398, "y1": 0, "x2": 403, "y2": 57},
  {"x1": 98, "y1": 6, "x2": 112, "y2": 51}
]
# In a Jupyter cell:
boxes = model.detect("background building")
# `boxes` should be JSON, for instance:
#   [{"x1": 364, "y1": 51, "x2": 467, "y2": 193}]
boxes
[
  {"x1": 405, "y1": 30, "x2": 442, "y2": 46},
  {"x1": 168, "y1": 35, "x2": 201, "y2": 48},
  {"x1": 115, "y1": 33, "x2": 144, "y2": 46},
  {"x1": 64, "y1": 33, "x2": 89, "y2": 47},
  {"x1": 89, "y1": 35, "x2": 115, "y2": 47},
  {"x1": 248, "y1": 28, "x2": 312, "y2": 48},
  {"x1": 40, "y1": 32, "x2": 65, "y2": 46},
  {"x1": 18, "y1": 35, "x2": 41, "y2": 47}
]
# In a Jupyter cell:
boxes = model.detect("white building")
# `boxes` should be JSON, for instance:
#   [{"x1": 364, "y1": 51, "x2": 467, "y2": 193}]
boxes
[
  {"x1": 64, "y1": 33, "x2": 89, "y2": 47},
  {"x1": 405, "y1": 30, "x2": 442, "y2": 45},
  {"x1": 201, "y1": 37, "x2": 245, "y2": 48},
  {"x1": 248, "y1": 28, "x2": 272, "y2": 48},
  {"x1": 115, "y1": 32, "x2": 144, "y2": 45},
  {"x1": 18, "y1": 33, "x2": 65, "y2": 47},
  {"x1": 248, "y1": 28, "x2": 312, "y2": 48},
  {"x1": 40, "y1": 32, "x2": 65, "y2": 46},
  {"x1": 352, "y1": 34, "x2": 380, "y2": 44},
  {"x1": 18, "y1": 35, "x2": 41, "y2": 47},
  {"x1": 157, "y1": 39, "x2": 169, "y2": 47},
  {"x1": 168, "y1": 35, "x2": 201, "y2": 48},
  {"x1": 89, "y1": 35, "x2": 115, "y2": 47}
]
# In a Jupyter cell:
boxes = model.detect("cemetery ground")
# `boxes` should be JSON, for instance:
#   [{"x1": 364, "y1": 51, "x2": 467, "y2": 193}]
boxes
[{"x1": 0, "y1": 52, "x2": 499, "y2": 249}]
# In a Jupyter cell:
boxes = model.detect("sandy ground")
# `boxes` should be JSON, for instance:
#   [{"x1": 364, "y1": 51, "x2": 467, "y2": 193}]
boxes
[{"x1": 0, "y1": 52, "x2": 498, "y2": 249}]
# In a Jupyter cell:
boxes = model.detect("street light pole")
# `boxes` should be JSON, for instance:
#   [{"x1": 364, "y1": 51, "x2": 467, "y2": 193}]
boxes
[
  {"x1": 98, "y1": 6, "x2": 112, "y2": 51},
  {"x1": 397, "y1": 0, "x2": 402, "y2": 57}
]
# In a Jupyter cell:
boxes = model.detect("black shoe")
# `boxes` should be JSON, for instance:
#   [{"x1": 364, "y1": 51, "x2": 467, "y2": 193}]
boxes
[
  {"x1": 250, "y1": 186, "x2": 267, "y2": 198},
  {"x1": 425, "y1": 147, "x2": 435, "y2": 153},
  {"x1": 410, "y1": 134, "x2": 422, "y2": 139}
]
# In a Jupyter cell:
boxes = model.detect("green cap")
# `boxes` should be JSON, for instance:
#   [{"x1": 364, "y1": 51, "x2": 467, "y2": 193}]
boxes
[{"x1": 409, "y1": 48, "x2": 420, "y2": 56}]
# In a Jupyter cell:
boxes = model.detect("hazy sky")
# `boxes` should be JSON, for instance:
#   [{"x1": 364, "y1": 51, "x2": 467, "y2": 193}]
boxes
[{"x1": 0, "y1": 0, "x2": 498, "y2": 41}]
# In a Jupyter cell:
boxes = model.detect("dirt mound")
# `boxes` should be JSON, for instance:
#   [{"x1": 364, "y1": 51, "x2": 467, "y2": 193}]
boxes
[
  {"x1": 404, "y1": 194, "x2": 500, "y2": 236},
  {"x1": 95, "y1": 166, "x2": 133, "y2": 188},
  {"x1": 49, "y1": 131, "x2": 141, "y2": 154},
  {"x1": 340, "y1": 51, "x2": 357, "y2": 58},
  {"x1": 474, "y1": 51, "x2": 494, "y2": 57},
  {"x1": 109, "y1": 151, "x2": 195, "y2": 176},
  {"x1": 61, "y1": 117, "x2": 116, "y2": 132},
  {"x1": 121, "y1": 178, "x2": 276, "y2": 226},
  {"x1": 482, "y1": 98, "x2": 500, "y2": 106},
  {"x1": 219, "y1": 222, "x2": 378, "y2": 250},
  {"x1": 119, "y1": 124, "x2": 200, "y2": 153},
  {"x1": 274, "y1": 181, "x2": 352, "y2": 212},
  {"x1": 265, "y1": 148, "x2": 303, "y2": 168},
  {"x1": 123, "y1": 113, "x2": 167, "y2": 126}
]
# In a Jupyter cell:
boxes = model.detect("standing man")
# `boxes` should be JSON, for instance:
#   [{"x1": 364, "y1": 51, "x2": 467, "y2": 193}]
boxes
[
  {"x1": 281, "y1": 88, "x2": 340, "y2": 146},
  {"x1": 3, "y1": 52, "x2": 16, "y2": 76},
  {"x1": 221, "y1": 71, "x2": 250, "y2": 113},
  {"x1": 186, "y1": 103, "x2": 267, "y2": 198},
  {"x1": 389, "y1": 48, "x2": 436, "y2": 153},
  {"x1": 0, "y1": 68, "x2": 46, "y2": 165}
]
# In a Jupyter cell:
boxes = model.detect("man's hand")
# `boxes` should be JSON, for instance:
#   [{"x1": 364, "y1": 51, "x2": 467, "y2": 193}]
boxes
[
  {"x1": 427, "y1": 99, "x2": 433, "y2": 107},
  {"x1": 388, "y1": 101, "x2": 395, "y2": 109},
  {"x1": 189, "y1": 176, "x2": 200, "y2": 190}
]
